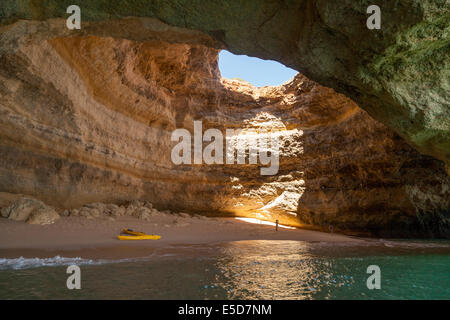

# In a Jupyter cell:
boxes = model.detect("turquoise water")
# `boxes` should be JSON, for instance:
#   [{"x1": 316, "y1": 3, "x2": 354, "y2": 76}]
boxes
[{"x1": 0, "y1": 240, "x2": 449, "y2": 299}]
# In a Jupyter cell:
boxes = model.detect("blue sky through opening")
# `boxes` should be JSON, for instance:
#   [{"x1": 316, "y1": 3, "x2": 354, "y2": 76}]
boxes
[{"x1": 218, "y1": 50, "x2": 297, "y2": 87}]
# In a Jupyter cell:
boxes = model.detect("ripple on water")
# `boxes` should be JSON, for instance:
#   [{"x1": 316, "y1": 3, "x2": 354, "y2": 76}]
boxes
[{"x1": 0, "y1": 240, "x2": 449, "y2": 299}]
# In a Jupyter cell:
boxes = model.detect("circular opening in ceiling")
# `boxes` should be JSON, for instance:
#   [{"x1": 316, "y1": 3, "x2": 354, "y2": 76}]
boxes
[{"x1": 218, "y1": 50, "x2": 298, "y2": 87}]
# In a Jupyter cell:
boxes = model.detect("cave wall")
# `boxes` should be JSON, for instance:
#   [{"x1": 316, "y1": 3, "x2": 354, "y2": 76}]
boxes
[
  {"x1": 0, "y1": 17, "x2": 448, "y2": 236},
  {"x1": 1, "y1": 0, "x2": 448, "y2": 171}
]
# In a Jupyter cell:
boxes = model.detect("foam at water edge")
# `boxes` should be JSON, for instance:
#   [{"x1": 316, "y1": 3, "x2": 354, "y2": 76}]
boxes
[{"x1": 0, "y1": 256, "x2": 119, "y2": 270}]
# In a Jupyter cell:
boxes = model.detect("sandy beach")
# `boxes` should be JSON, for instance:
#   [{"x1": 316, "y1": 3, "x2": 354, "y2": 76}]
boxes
[
  {"x1": 0, "y1": 213, "x2": 367, "y2": 259},
  {"x1": 1, "y1": 213, "x2": 449, "y2": 301}
]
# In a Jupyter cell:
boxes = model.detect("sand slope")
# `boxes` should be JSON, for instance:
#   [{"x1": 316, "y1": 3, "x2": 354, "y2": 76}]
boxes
[{"x1": 0, "y1": 214, "x2": 365, "y2": 259}]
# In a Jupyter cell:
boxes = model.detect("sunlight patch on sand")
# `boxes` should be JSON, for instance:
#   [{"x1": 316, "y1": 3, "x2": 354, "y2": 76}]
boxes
[{"x1": 235, "y1": 217, "x2": 296, "y2": 229}]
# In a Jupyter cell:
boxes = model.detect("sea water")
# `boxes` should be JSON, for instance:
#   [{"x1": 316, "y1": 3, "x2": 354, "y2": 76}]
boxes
[{"x1": 0, "y1": 240, "x2": 449, "y2": 299}]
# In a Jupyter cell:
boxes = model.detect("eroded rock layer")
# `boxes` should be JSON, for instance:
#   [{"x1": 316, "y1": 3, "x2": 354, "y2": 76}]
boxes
[
  {"x1": 1, "y1": 0, "x2": 448, "y2": 172},
  {"x1": 0, "y1": 19, "x2": 448, "y2": 237}
]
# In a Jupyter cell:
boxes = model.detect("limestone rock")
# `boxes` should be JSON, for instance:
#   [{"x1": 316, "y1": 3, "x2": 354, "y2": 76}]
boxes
[
  {"x1": 27, "y1": 207, "x2": 60, "y2": 225},
  {"x1": 78, "y1": 208, "x2": 92, "y2": 218},
  {"x1": 143, "y1": 202, "x2": 153, "y2": 210},
  {"x1": 89, "y1": 208, "x2": 101, "y2": 218},
  {"x1": 1, "y1": 197, "x2": 60, "y2": 225},
  {"x1": 0, "y1": 192, "x2": 28, "y2": 209},
  {"x1": 61, "y1": 210, "x2": 70, "y2": 217},
  {"x1": 178, "y1": 212, "x2": 192, "y2": 218},
  {"x1": 133, "y1": 207, "x2": 152, "y2": 220},
  {"x1": 105, "y1": 204, "x2": 119, "y2": 213},
  {"x1": 111, "y1": 206, "x2": 126, "y2": 217},
  {"x1": 1, "y1": 198, "x2": 46, "y2": 221},
  {"x1": 84, "y1": 203, "x2": 107, "y2": 212}
]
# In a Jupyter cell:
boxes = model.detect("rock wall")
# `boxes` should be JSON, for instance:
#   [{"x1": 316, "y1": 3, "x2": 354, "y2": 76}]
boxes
[
  {"x1": 0, "y1": 19, "x2": 448, "y2": 237},
  {"x1": 1, "y1": 0, "x2": 448, "y2": 172}
]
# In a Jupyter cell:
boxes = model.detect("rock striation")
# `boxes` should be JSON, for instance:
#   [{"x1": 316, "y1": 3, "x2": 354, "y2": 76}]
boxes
[
  {"x1": 0, "y1": 13, "x2": 448, "y2": 236},
  {"x1": 1, "y1": 0, "x2": 448, "y2": 171}
]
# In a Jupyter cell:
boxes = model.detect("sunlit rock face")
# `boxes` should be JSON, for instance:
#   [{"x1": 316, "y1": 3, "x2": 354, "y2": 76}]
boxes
[
  {"x1": 1, "y1": 0, "x2": 448, "y2": 174},
  {"x1": 0, "y1": 18, "x2": 448, "y2": 236}
]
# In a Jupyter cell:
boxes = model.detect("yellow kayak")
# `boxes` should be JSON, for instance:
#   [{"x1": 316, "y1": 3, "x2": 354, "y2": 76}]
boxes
[{"x1": 118, "y1": 228, "x2": 161, "y2": 240}]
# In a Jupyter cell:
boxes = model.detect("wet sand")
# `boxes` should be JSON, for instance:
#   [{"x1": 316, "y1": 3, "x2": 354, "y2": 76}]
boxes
[{"x1": 0, "y1": 214, "x2": 367, "y2": 259}]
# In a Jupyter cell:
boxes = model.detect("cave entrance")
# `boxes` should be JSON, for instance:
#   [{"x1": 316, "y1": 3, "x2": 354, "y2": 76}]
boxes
[{"x1": 218, "y1": 50, "x2": 298, "y2": 87}]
